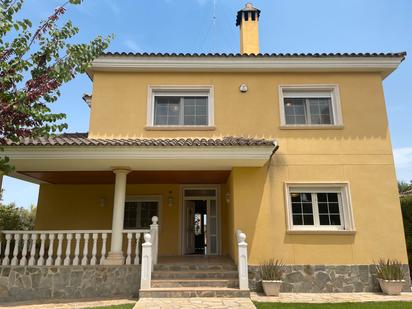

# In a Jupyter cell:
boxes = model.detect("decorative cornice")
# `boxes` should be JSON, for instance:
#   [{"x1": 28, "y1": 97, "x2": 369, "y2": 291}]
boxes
[{"x1": 87, "y1": 54, "x2": 405, "y2": 79}]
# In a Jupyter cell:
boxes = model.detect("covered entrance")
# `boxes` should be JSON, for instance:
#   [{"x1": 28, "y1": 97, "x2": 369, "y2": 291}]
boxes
[{"x1": 182, "y1": 186, "x2": 219, "y2": 256}]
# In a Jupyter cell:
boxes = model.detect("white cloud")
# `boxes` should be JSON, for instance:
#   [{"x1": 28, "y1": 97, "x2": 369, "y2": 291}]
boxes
[
  {"x1": 394, "y1": 147, "x2": 412, "y2": 169},
  {"x1": 124, "y1": 39, "x2": 141, "y2": 52}
]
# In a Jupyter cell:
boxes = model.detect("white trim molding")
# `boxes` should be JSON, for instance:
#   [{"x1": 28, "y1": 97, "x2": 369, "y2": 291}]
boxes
[
  {"x1": 278, "y1": 84, "x2": 343, "y2": 129},
  {"x1": 88, "y1": 56, "x2": 404, "y2": 79},
  {"x1": 146, "y1": 85, "x2": 214, "y2": 128},
  {"x1": 284, "y1": 182, "x2": 355, "y2": 234}
]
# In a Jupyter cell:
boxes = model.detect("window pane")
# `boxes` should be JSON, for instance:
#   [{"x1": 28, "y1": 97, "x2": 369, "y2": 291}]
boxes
[
  {"x1": 303, "y1": 215, "x2": 314, "y2": 225},
  {"x1": 316, "y1": 193, "x2": 341, "y2": 226},
  {"x1": 308, "y1": 98, "x2": 333, "y2": 125},
  {"x1": 290, "y1": 192, "x2": 313, "y2": 226},
  {"x1": 293, "y1": 215, "x2": 303, "y2": 225},
  {"x1": 123, "y1": 201, "x2": 159, "y2": 229},
  {"x1": 284, "y1": 98, "x2": 307, "y2": 125},
  {"x1": 183, "y1": 97, "x2": 208, "y2": 125},
  {"x1": 319, "y1": 214, "x2": 330, "y2": 225},
  {"x1": 154, "y1": 96, "x2": 180, "y2": 125}
]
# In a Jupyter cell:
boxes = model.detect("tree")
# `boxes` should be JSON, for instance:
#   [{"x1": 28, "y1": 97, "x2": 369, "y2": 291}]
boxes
[
  {"x1": 399, "y1": 181, "x2": 412, "y2": 194},
  {"x1": 0, "y1": 0, "x2": 112, "y2": 173},
  {"x1": 0, "y1": 201, "x2": 36, "y2": 230}
]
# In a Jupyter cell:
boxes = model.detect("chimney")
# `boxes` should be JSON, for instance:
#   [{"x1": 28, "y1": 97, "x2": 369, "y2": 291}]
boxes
[{"x1": 236, "y1": 3, "x2": 261, "y2": 55}]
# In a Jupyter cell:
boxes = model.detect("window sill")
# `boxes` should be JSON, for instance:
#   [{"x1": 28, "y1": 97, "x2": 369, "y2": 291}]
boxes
[
  {"x1": 280, "y1": 125, "x2": 344, "y2": 130},
  {"x1": 145, "y1": 126, "x2": 216, "y2": 131},
  {"x1": 286, "y1": 229, "x2": 356, "y2": 235}
]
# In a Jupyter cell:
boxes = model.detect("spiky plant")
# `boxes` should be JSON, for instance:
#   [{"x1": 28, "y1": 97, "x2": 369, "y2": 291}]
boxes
[
  {"x1": 259, "y1": 259, "x2": 285, "y2": 281},
  {"x1": 375, "y1": 259, "x2": 405, "y2": 281}
]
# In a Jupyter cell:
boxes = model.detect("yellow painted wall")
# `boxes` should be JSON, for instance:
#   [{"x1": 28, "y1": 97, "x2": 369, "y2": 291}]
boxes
[
  {"x1": 35, "y1": 70, "x2": 408, "y2": 265},
  {"x1": 240, "y1": 18, "x2": 260, "y2": 54}
]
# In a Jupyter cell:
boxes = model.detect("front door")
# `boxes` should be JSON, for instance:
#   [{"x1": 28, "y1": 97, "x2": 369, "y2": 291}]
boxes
[{"x1": 182, "y1": 187, "x2": 219, "y2": 255}]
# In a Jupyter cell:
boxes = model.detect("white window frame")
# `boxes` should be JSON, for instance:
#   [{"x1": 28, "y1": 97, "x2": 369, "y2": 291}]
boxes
[
  {"x1": 147, "y1": 85, "x2": 214, "y2": 129},
  {"x1": 279, "y1": 84, "x2": 343, "y2": 128},
  {"x1": 284, "y1": 182, "x2": 355, "y2": 233},
  {"x1": 124, "y1": 195, "x2": 162, "y2": 230}
]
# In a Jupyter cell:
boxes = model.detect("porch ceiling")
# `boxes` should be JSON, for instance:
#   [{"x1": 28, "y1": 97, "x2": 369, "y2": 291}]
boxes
[{"x1": 17, "y1": 170, "x2": 231, "y2": 184}]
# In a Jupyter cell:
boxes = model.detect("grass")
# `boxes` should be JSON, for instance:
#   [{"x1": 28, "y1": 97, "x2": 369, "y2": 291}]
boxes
[
  {"x1": 88, "y1": 305, "x2": 134, "y2": 309},
  {"x1": 254, "y1": 302, "x2": 412, "y2": 309}
]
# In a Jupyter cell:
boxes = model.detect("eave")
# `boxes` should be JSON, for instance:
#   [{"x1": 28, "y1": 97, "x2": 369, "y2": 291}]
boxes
[{"x1": 87, "y1": 54, "x2": 405, "y2": 80}]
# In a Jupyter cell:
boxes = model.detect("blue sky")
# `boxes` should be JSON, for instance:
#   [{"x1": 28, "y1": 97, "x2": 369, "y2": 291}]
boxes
[{"x1": 2, "y1": 0, "x2": 412, "y2": 208}]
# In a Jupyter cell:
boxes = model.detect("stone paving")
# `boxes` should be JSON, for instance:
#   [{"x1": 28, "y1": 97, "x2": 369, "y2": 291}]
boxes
[
  {"x1": 0, "y1": 298, "x2": 136, "y2": 309},
  {"x1": 133, "y1": 298, "x2": 255, "y2": 309},
  {"x1": 251, "y1": 292, "x2": 412, "y2": 303}
]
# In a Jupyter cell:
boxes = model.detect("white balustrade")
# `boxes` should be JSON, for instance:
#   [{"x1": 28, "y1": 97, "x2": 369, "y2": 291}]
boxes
[
  {"x1": 46, "y1": 234, "x2": 55, "y2": 266},
  {"x1": 81, "y1": 233, "x2": 90, "y2": 266},
  {"x1": 236, "y1": 229, "x2": 249, "y2": 290},
  {"x1": 0, "y1": 229, "x2": 149, "y2": 267}
]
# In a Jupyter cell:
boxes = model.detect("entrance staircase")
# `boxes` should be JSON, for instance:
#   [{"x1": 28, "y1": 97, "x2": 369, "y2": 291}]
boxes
[{"x1": 139, "y1": 257, "x2": 250, "y2": 298}]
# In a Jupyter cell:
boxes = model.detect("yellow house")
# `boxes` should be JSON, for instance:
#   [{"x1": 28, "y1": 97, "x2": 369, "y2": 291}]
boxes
[{"x1": 0, "y1": 3, "x2": 409, "y2": 300}]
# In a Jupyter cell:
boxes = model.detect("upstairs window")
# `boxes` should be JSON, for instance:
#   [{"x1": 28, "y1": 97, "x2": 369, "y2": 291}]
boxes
[
  {"x1": 279, "y1": 85, "x2": 343, "y2": 127},
  {"x1": 148, "y1": 86, "x2": 214, "y2": 128},
  {"x1": 154, "y1": 96, "x2": 208, "y2": 126}
]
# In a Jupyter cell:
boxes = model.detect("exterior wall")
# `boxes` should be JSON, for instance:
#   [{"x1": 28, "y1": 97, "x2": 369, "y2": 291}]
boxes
[
  {"x1": 0, "y1": 265, "x2": 140, "y2": 302},
  {"x1": 36, "y1": 183, "x2": 229, "y2": 257},
  {"x1": 35, "y1": 71, "x2": 407, "y2": 269}
]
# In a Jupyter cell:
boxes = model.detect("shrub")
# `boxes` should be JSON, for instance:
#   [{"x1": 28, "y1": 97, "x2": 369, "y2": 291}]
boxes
[
  {"x1": 400, "y1": 196, "x2": 412, "y2": 273},
  {"x1": 259, "y1": 259, "x2": 285, "y2": 281},
  {"x1": 375, "y1": 259, "x2": 405, "y2": 281}
]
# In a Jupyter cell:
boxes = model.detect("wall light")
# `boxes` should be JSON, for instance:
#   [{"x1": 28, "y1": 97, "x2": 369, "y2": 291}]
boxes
[
  {"x1": 168, "y1": 191, "x2": 174, "y2": 207},
  {"x1": 99, "y1": 197, "x2": 105, "y2": 208},
  {"x1": 225, "y1": 192, "x2": 231, "y2": 204}
]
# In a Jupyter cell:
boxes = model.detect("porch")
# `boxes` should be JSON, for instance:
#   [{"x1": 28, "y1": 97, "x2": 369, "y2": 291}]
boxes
[{"x1": 0, "y1": 136, "x2": 276, "y2": 301}]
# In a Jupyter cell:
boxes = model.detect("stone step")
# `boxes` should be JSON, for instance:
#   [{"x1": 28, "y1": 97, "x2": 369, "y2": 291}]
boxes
[
  {"x1": 151, "y1": 278, "x2": 239, "y2": 288},
  {"x1": 154, "y1": 263, "x2": 238, "y2": 271},
  {"x1": 152, "y1": 270, "x2": 239, "y2": 280},
  {"x1": 139, "y1": 287, "x2": 250, "y2": 298}
]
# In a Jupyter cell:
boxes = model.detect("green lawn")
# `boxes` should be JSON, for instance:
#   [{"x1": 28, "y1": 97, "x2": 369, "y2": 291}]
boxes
[
  {"x1": 254, "y1": 302, "x2": 412, "y2": 309},
  {"x1": 88, "y1": 305, "x2": 134, "y2": 309}
]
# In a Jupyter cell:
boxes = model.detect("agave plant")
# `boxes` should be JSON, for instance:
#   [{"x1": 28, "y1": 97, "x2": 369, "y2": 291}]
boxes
[
  {"x1": 259, "y1": 259, "x2": 285, "y2": 281},
  {"x1": 375, "y1": 259, "x2": 405, "y2": 281}
]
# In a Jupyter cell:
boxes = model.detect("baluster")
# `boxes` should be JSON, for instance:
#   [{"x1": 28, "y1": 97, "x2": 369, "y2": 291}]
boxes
[
  {"x1": 37, "y1": 233, "x2": 46, "y2": 266},
  {"x1": 55, "y1": 234, "x2": 64, "y2": 266},
  {"x1": 81, "y1": 233, "x2": 89, "y2": 265},
  {"x1": 2, "y1": 234, "x2": 11, "y2": 266},
  {"x1": 63, "y1": 233, "x2": 73, "y2": 266},
  {"x1": 46, "y1": 233, "x2": 55, "y2": 266},
  {"x1": 134, "y1": 233, "x2": 141, "y2": 265},
  {"x1": 90, "y1": 233, "x2": 98, "y2": 266},
  {"x1": 99, "y1": 233, "x2": 107, "y2": 265},
  {"x1": 10, "y1": 234, "x2": 21, "y2": 266},
  {"x1": 28, "y1": 233, "x2": 38, "y2": 266},
  {"x1": 73, "y1": 233, "x2": 81, "y2": 266},
  {"x1": 125, "y1": 233, "x2": 132, "y2": 265},
  {"x1": 19, "y1": 234, "x2": 29, "y2": 266}
]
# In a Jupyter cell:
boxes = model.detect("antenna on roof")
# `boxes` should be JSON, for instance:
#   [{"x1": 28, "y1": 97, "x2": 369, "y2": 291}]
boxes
[{"x1": 212, "y1": 0, "x2": 217, "y2": 52}]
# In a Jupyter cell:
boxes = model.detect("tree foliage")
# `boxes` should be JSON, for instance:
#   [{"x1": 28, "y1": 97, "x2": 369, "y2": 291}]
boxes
[
  {"x1": 0, "y1": 0, "x2": 112, "y2": 172},
  {"x1": 0, "y1": 201, "x2": 36, "y2": 230},
  {"x1": 399, "y1": 181, "x2": 412, "y2": 194}
]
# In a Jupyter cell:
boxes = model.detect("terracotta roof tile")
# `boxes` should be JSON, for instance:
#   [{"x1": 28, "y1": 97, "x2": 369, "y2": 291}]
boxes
[
  {"x1": 5, "y1": 133, "x2": 277, "y2": 148},
  {"x1": 101, "y1": 52, "x2": 406, "y2": 59}
]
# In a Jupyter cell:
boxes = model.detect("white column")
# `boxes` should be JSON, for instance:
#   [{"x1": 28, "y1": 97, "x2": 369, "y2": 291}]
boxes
[
  {"x1": 140, "y1": 233, "x2": 152, "y2": 289},
  {"x1": 105, "y1": 168, "x2": 130, "y2": 265},
  {"x1": 237, "y1": 230, "x2": 249, "y2": 290},
  {"x1": 150, "y1": 216, "x2": 159, "y2": 266}
]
